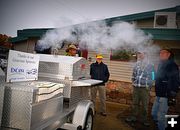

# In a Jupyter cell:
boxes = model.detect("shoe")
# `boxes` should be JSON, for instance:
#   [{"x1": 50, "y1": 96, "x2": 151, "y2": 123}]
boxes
[
  {"x1": 153, "y1": 120, "x2": 158, "y2": 130},
  {"x1": 125, "y1": 117, "x2": 136, "y2": 122},
  {"x1": 143, "y1": 122, "x2": 150, "y2": 127},
  {"x1": 130, "y1": 122, "x2": 136, "y2": 127},
  {"x1": 100, "y1": 112, "x2": 107, "y2": 116},
  {"x1": 153, "y1": 120, "x2": 158, "y2": 125}
]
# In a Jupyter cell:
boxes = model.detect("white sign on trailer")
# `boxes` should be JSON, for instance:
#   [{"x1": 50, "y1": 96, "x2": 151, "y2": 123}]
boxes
[{"x1": 6, "y1": 50, "x2": 39, "y2": 82}]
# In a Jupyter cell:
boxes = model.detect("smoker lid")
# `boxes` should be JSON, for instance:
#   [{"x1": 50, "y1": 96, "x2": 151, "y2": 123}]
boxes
[{"x1": 38, "y1": 54, "x2": 83, "y2": 64}]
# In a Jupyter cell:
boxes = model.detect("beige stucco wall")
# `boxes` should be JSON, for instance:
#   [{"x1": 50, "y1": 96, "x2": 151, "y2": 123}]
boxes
[
  {"x1": 13, "y1": 38, "x2": 38, "y2": 53},
  {"x1": 13, "y1": 41, "x2": 28, "y2": 52},
  {"x1": 26, "y1": 38, "x2": 38, "y2": 53},
  {"x1": 177, "y1": 14, "x2": 180, "y2": 28},
  {"x1": 85, "y1": 50, "x2": 133, "y2": 82},
  {"x1": 154, "y1": 40, "x2": 180, "y2": 65},
  {"x1": 135, "y1": 13, "x2": 179, "y2": 29},
  {"x1": 154, "y1": 40, "x2": 180, "y2": 49},
  {"x1": 136, "y1": 18, "x2": 154, "y2": 28}
]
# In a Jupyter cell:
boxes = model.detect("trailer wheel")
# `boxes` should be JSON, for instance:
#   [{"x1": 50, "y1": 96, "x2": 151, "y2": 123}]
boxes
[{"x1": 83, "y1": 109, "x2": 93, "y2": 130}]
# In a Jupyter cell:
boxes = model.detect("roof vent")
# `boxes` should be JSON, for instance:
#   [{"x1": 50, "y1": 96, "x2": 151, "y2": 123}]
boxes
[{"x1": 154, "y1": 12, "x2": 177, "y2": 29}]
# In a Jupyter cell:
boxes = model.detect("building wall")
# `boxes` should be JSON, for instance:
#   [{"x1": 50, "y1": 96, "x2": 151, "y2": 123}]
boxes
[
  {"x1": 177, "y1": 14, "x2": 180, "y2": 28},
  {"x1": 155, "y1": 40, "x2": 180, "y2": 65},
  {"x1": 136, "y1": 13, "x2": 180, "y2": 29},
  {"x1": 13, "y1": 38, "x2": 38, "y2": 53},
  {"x1": 108, "y1": 61, "x2": 133, "y2": 82},
  {"x1": 57, "y1": 44, "x2": 68, "y2": 55},
  {"x1": 155, "y1": 40, "x2": 180, "y2": 48},
  {"x1": 13, "y1": 41, "x2": 28, "y2": 52},
  {"x1": 26, "y1": 38, "x2": 37, "y2": 53},
  {"x1": 136, "y1": 18, "x2": 154, "y2": 28}
]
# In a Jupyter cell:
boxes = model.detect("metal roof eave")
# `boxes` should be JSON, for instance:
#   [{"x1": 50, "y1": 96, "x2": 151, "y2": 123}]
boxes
[
  {"x1": 142, "y1": 28, "x2": 180, "y2": 41},
  {"x1": 17, "y1": 28, "x2": 53, "y2": 37},
  {"x1": 9, "y1": 37, "x2": 28, "y2": 43},
  {"x1": 105, "y1": 5, "x2": 180, "y2": 24},
  {"x1": 10, "y1": 28, "x2": 180, "y2": 43}
]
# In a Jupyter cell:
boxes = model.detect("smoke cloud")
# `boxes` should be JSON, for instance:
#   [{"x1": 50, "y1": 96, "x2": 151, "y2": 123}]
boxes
[{"x1": 37, "y1": 19, "x2": 158, "y2": 55}]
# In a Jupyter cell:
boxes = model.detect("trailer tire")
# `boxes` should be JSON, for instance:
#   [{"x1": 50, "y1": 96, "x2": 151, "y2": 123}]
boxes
[{"x1": 83, "y1": 109, "x2": 93, "y2": 130}]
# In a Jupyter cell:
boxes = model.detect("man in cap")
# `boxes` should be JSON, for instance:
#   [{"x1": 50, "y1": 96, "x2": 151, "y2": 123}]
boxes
[
  {"x1": 66, "y1": 44, "x2": 77, "y2": 56},
  {"x1": 126, "y1": 50, "x2": 154, "y2": 126},
  {"x1": 90, "y1": 54, "x2": 110, "y2": 116},
  {"x1": 151, "y1": 47, "x2": 179, "y2": 130}
]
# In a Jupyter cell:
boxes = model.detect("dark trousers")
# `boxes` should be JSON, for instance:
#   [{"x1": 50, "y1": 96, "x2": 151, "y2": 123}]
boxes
[{"x1": 132, "y1": 87, "x2": 150, "y2": 122}]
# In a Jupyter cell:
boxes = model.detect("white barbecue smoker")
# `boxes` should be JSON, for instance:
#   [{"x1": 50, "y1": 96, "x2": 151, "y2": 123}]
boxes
[{"x1": 0, "y1": 50, "x2": 102, "y2": 130}]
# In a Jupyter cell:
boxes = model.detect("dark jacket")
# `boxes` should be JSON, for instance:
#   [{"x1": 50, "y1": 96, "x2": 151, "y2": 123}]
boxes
[
  {"x1": 90, "y1": 62, "x2": 110, "y2": 85},
  {"x1": 155, "y1": 59, "x2": 179, "y2": 98}
]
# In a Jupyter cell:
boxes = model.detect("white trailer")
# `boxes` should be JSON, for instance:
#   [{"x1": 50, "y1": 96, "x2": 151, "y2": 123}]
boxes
[
  {"x1": 0, "y1": 50, "x2": 102, "y2": 130},
  {"x1": 0, "y1": 68, "x2": 5, "y2": 127}
]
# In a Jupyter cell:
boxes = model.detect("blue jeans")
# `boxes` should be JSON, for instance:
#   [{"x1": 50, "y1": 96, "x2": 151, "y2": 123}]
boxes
[{"x1": 151, "y1": 97, "x2": 168, "y2": 130}]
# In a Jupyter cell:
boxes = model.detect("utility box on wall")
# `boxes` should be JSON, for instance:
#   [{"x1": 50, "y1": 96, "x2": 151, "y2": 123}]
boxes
[{"x1": 154, "y1": 12, "x2": 177, "y2": 29}]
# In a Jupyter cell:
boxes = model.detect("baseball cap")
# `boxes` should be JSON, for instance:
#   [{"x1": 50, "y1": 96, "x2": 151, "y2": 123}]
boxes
[{"x1": 96, "y1": 54, "x2": 103, "y2": 59}]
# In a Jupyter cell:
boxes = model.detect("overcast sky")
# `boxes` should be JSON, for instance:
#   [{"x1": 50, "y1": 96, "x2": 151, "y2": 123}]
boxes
[{"x1": 0, "y1": 0, "x2": 180, "y2": 37}]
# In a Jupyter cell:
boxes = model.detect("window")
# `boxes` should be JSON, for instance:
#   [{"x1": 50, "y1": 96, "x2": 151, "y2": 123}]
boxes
[
  {"x1": 35, "y1": 43, "x2": 51, "y2": 54},
  {"x1": 110, "y1": 49, "x2": 136, "y2": 62}
]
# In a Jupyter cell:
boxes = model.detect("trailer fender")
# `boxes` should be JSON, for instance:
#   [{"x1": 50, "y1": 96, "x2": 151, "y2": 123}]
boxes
[{"x1": 72, "y1": 100, "x2": 94, "y2": 129}]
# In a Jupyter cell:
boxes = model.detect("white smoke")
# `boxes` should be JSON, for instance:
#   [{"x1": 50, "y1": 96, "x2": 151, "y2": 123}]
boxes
[
  {"x1": 38, "y1": 27, "x2": 77, "y2": 50},
  {"x1": 37, "y1": 19, "x2": 156, "y2": 54}
]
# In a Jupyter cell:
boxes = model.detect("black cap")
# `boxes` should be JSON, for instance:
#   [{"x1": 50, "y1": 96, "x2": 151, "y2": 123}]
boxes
[
  {"x1": 160, "y1": 47, "x2": 172, "y2": 54},
  {"x1": 161, "y1": 46, "x2": 174, "y2": 60}
]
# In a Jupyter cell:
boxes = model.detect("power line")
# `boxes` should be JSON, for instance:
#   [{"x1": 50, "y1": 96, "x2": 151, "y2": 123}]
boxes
[{"x1": 57, "y1": 0, "x2": 89, "y2": 21}]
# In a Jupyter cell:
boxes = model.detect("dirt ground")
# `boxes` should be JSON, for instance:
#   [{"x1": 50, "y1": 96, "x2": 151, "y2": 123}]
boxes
[{"x1": 93, "y1": 101, "x2": 158, "y2": 130}]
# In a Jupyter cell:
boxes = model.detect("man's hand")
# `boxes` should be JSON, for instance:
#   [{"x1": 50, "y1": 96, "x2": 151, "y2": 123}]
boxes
[
  {"x1": 168, "y1": 97, "x2": 176, "y2": 106},
  {"x1": 168, "y1": 91, "x2": 177, "y2": 106}
]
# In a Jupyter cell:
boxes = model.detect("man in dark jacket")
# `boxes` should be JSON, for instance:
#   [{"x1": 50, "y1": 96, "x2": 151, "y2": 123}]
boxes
[
  {"x1": 151, "y1": 48, "x2": 179, "y2": 130},
  {"x1": 90, "y1": 54, "x2": 110, "y2": 116}
]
